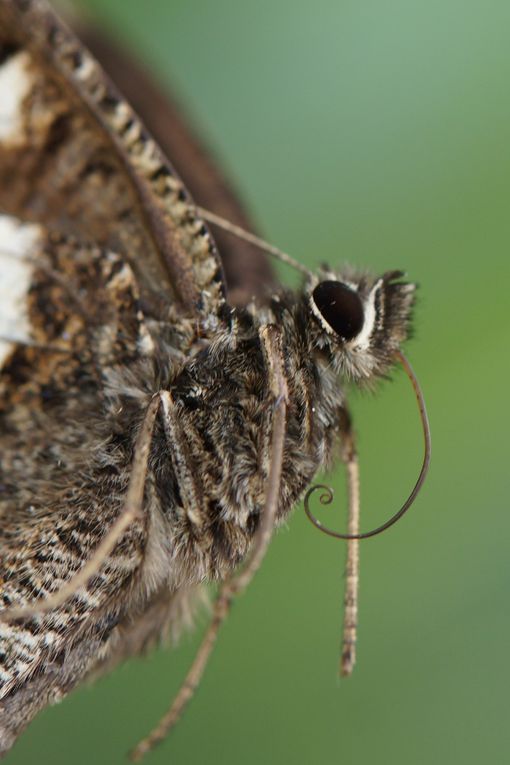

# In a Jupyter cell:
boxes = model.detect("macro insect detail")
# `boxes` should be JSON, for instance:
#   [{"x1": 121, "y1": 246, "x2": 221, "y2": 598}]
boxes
[{"x1": 0, "y1": 0, "x2": 429, "y2": 759}]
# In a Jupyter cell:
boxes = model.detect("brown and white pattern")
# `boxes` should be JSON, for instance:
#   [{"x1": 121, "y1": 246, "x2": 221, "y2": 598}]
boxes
[{"x1": 0, "y1": 0, "x2": 420, "y2": 757}]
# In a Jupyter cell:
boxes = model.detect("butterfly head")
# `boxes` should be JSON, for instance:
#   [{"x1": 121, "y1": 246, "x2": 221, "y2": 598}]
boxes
[{"x1": 306, "y1": 268, "x2": 416, "y2": 381}]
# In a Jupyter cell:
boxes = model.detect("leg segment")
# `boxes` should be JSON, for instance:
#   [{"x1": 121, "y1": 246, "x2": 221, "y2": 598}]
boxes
[{"x1": 338, "y1": 407, "x2": 360, "y2": 677}]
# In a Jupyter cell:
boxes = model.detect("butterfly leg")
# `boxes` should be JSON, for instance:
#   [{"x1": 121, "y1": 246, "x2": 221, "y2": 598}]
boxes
[
  {"x1": 338, "y1": 406, "x2": 360, "y2": 677},
  {"x1": 158, "y1": 390, "x2": 207, "y2": 530},
  {"x1": 130, "y1": 324, "x2": 288, "y2": 761}
]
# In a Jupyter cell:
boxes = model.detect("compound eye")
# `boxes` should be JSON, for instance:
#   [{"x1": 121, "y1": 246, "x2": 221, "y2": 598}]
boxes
[{"x1": 312, "y1": 281, "x2": 364, "y2": 340}]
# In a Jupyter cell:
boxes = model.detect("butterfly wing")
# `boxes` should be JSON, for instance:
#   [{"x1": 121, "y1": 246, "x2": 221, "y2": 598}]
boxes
[
  {"x1": 0, "y1": 0, "x2": 225, "y2": 314},
  {"x1": 0, "y1": 0, "x2": 236, "y2": 750},
  {"x1": 0, "y1": 216, "x2": 172, "y2": 745}
]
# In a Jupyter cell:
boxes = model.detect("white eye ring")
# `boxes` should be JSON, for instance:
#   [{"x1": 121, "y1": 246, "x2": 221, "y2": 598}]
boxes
[
  {"x1": 310, "y1": 278, "x2": 382, "y2": 349},
  {"x1": 310, "y1": 281, "x2": 364, "y2": 340}
]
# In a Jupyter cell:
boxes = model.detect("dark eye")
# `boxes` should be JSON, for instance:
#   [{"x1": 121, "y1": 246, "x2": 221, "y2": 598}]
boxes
[{"x1": 312, "y1": 281, "x2": 364, "y2": 340}]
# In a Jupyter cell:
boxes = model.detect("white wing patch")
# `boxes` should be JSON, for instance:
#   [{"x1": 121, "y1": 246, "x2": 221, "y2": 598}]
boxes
[
  {"x1": 0, "y1": 215, "x2": 42, "y2": 369},
  {"x1": 0, "y1": 50, "x2": 32, "y2": 144}
]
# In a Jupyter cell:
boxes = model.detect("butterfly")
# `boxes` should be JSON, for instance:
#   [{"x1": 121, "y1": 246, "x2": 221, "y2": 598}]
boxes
[{"x1": 0, "y1": 0, "x2": 429, "y2": 759}]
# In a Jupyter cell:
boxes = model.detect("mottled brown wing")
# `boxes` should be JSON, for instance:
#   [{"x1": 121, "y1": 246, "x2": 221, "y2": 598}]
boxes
[
  {"x1": 0, "y1": 0, "x2": 234, "y2": 751},
  {"x1": 0, "y1": 218, "x2": 161, "y2": 748},
  {"x1": 0, "y1": 0, "x2": 225, "y2": 315}
]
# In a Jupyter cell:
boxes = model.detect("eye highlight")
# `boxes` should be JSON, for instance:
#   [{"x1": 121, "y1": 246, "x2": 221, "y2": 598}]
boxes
[{"x1": 312, "y1": 281, "x2": 364, "y2": 340}]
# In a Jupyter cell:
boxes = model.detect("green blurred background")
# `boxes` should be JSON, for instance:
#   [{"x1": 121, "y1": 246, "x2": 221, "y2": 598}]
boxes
[{"x1": 10, "y1": 1, "x2": 510, "y2": 763}]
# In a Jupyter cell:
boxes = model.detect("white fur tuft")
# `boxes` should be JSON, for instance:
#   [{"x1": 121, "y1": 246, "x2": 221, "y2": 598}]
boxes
[
  {"x1": 0, "y1": 51, "x2": 32, "y2": 144},
  {"x1": 0, "y1": 215, "x2": 42, "y2": 368}
]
